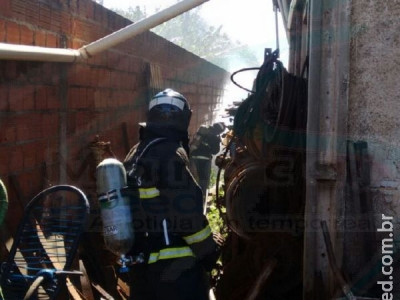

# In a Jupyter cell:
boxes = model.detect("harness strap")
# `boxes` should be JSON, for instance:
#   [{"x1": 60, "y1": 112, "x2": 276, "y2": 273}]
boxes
[{"x1": 128, "y1": 137, "x2": 167, "y2": 178}]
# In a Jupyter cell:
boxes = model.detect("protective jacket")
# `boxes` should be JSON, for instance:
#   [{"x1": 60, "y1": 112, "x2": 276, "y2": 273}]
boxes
[
  {"x1": 123, "y1": 124, "x2": 218, "y2": 299},
  {"x1": 190, "y1": 130, "x2": 221, "y2": 160}
]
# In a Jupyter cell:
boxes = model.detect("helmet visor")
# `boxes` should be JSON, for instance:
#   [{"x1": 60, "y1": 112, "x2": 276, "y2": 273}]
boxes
[
  {"x1": 149, "y1": 96, "x2": 186, "y2": 111},
  {"x1": 151, "y1": 103, "x2": 181, "y2": 113}
]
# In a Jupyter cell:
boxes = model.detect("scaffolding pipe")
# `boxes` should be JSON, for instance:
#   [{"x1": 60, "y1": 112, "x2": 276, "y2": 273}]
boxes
[{"x1": 0, "y1": 0, "x2": 209, "y2": 62}]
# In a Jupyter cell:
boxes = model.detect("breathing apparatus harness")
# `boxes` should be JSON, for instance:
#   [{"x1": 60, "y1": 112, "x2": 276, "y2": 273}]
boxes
[{"x1": 127, "y1": 137, "x2": 167, "y2": 187}]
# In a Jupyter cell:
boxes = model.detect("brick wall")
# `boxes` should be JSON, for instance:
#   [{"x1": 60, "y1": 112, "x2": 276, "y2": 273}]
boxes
[{"x1": 0, "y1": 0, "x2": 229, "y2": 244}]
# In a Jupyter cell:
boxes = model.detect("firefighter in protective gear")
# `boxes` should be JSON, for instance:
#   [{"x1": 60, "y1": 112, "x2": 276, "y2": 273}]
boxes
[
  {"x1": 190, "y1": 122, "x2": 225, "y2": 205},
  {"x1": 124, "y1": 89, "x2": 219, "y2": 300}
]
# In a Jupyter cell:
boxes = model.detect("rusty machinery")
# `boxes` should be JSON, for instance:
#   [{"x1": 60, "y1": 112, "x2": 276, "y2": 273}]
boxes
[{"x1": 214, "y1": 50, "x2": 308, "y2": 300}]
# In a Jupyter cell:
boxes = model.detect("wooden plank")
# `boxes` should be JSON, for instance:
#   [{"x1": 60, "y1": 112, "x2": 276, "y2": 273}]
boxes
[
  {"x1": 91, "y1": 283, "x2": 114, "y2": 300},
  {"x1": 117, "y1": 278, "x2": 129, "y2": 299},
  {"x1": 80, "y1": 260, "x2": 95, "y2": 300}
]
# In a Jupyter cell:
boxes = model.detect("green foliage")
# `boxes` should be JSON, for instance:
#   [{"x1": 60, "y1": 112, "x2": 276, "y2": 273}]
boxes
[
  {"x1": 206, "y1": 186, "x2": 227, "y2": 287},
  {"x1": 206, "y1": 168, "x2": 227, "y2": 236},
  {"x1": 208, "y1": 166, "x2": 218, "y2": 189},
  {"x1": 111, "y1": 4, "x2": 259, "y2": 71},
  {"x1": 207, "y1": 201, "x2": 226, "y2": 235}
]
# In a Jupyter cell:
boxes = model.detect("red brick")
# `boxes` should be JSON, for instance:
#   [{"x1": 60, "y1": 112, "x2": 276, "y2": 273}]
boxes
[
  {"x1": 22, "y1": 143, "x2": 36, "y2": 169},
  {"x1": 46, "y1": 33, "x2": 57, "y2": 47},
  {"x1": 46, "y1": 86, "x2": 60, "y2": 109},
  {"x1": 20, "y1": 25, "x2": 34, "y2": 45},
  {"x1": 110, "y1": 72, "x2": 120, "y2": 89},
  {"x1": 0, "y1": 86, "x2": 9, "y2": 111},
  {"x1": 67, "y1": 113, "x2": 76, "y2": 135},
  {"x1": 15, "y1": 114, "x2": 42, "y2": 141},
  {"x1": 38, "y1": 4, "x2": 51, "y2": 30},
  {"x1": 35, "y1": 140, "x2": 47, "y2": 163},
  {"x1": 11, "y1": 0, "x2": 27, "y2": 20},
  {"x1": 76, "y1": 111, "x2": 95, "y2": 132},
  {"x1": 68, "y1": 87, "x2": 79, "y2": 109},
  {"x1": 71, "y1": 38, "x2": 84, "y2": 49},
  {"x1": 93, "y1": 3, "x2": 104, "y2": 23},
  {"x1": 23, "y1": 89, "x2": 35, "y2": 110},
  {"x1": 0, "y1": 0, "x2": 11, "y2": 16},
  {"x1": 101, "y1": 89, "x2": 110, "y2": 108},
  {"x1": 98, "y1": 69, "x2": 110, "y2": 88},
  {"x1": 34, "y1": 30, "x2": 47, "y2": 47},
  {"x1": 90, "y1": 68, "x2": 99, "y2": 87},
  {"x1": 9, "y1": 145, "x2": 24, "y2": 172},
  {"x1": 68, "y1": 87, "x2": 86, "y2": 109},
  {"x1": 3, "y1": 61, "x2": 18, "y2": 81},
  {"x1": 48, "y1": 64, "x2": 61, "y2": 85},
  {"x1": 107, "y1": 52, "x2": 120, "y2": 70},
  {"x1": 50, "y1": 10, "x2": 61, "y2": 32},
  {"x1": 25, "y1": 2, "x2": 40, "y2": 25},
  {"x1": 95, "y1": 52, "x2": 108, "y2": 67},
  {"x1": 0, "y1": 20, "x2": 5, "y2": 42},
  {"x1": 69, "y1": 64, "x2": 90, "y2": 86},
  {"x1": 0, "y1": 121, "x2": 16, "y2": 144},
  {"x1": 106, "y1": 92, "x2": 115, "y2": 108},
  {"x1": 86, "y1": 88, "x2": 95, "y2": 107},
  {"x1": 79, "y1": 66, "x2": 91, "y2": 86},
  {"x1": 60, "y1": 12, "x2": 72, "y2": 34},
  {"x1": 86, "y1": 55, "x2": 97, "y2": 67},
  {"x1": 0, "y1": 147, "x2": 10, "y2": 176},
  {"x1": 6, "y1": 21, "x2": 20, "y2": 44},
  {"x1": 93, "y1": 89, "x2": 106, "y2": 108},
  {"x1": 9, "y1": 85, "x2": 35, "y2": 111},
  {"x1": 85, "y1": 0, "x2": 94, "y2": 21},
  {"x1": 18, "y1": 169, "x2": 43, "y2": 202},
  {"x1": 41, "y1": 113, "x2": 59, "y2": 137},
  {"x1": 67, "y1": 67, "x2": 77, "y2": 85},
  {"x1": 9, "y1": 86, "x2": 25, "y2": 111},
  {"x1": 71, "y1": 19, "x2": 87, "y2": 41},
  {"x1": 35, "y1": 85, "x2": 48, "y2": 110}
]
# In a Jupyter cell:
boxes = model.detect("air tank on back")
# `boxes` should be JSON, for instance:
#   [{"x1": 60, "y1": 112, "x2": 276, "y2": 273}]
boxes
[{"x1": 96, "y1": 158, "x2": 134, "y2": 272}]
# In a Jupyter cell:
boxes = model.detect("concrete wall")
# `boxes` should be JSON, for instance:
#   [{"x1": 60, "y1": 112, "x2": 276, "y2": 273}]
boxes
[
  {"x1": 0, "y1": 0, "x2": 228, "y2": 244},
  {"x1": 348, "y1": 0, "x2": 400, "y2": 294},
  {"x1": 349, "y1": 1, "x2": 400, "y2": 231}
]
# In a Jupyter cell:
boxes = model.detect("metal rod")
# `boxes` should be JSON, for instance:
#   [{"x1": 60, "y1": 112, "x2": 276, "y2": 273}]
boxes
[
  {"x1": 321, "y1": 221, "x2": 356, "y2": 300},
  {"x1": 274, "y1": 2, "x2": 280, "y2": 54}
]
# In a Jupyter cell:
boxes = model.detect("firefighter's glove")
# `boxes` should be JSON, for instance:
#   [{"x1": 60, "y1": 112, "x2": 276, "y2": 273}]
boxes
[
  {"x1": 213, "y1": 232, "x2": 225, "y2": 247},
  {"x1": 199, "y1": 233, "x2": 224, "y2": 272}
]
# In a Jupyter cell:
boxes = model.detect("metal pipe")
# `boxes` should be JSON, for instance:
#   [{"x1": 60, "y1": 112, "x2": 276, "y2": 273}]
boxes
[
  {"x1": 303, "y1": 0, "x2": 351, "y2": 298},
  {"x1": 0, "y1": 43, "x2": 80, "y2": 62},
  {"x1": 302, "y1": 0, "x2": 324, "y2": 297},
  {"x1": 0, "y1": 0, "x2": 209, "y2": 62},
  {"x1": 80, "y1": 0, "x2": 209, "y2": 59}
]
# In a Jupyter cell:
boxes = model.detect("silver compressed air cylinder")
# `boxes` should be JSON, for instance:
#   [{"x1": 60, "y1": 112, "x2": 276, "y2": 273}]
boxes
[{"x1": 96, "y1": 158, "x2": 134, "y2": 258}]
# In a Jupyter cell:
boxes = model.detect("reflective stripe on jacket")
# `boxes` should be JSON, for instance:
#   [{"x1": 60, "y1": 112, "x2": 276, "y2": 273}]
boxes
[
  {"x1": 148, "y1": 225, "x2": 213, "y2": 264},
  {"x1": 183, "y1": 225, "x2": 212, "y2": 245},
  {"x1": 139, "y1": 187, "x2": 160, "y2": 199},
  {"x1": 148, "y1": 246, "x2": 194, "y2": 264}
]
